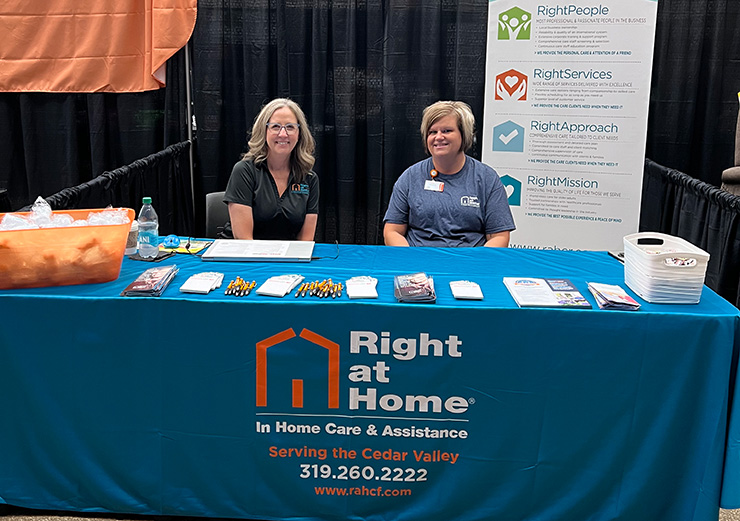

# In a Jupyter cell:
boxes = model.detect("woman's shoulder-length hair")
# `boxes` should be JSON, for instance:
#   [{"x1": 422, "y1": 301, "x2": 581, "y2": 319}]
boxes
[{"x1": 243, "y1": 98, "x2": 316, "y2": 183}]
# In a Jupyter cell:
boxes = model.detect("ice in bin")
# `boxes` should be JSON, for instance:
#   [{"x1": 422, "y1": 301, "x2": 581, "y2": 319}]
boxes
[{"x1": 0, "y1": 208, "x2": 135, "y2": 289}]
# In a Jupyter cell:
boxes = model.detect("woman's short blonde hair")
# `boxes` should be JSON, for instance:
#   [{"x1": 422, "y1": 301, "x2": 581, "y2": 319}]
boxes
[
  {"x1": 420, "y1": 101, "x2": 475, "y2": 155},
  {"x1": 243, "y1": 98, "x2": 316, "y2": 183}
]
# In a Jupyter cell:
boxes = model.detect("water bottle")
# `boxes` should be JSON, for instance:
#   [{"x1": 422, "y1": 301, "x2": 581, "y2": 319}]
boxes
[{"x1": 137, "y1": 197, "x2": 159, "y2": 258}]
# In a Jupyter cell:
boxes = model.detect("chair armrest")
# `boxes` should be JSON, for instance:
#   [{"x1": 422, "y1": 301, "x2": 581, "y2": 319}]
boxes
[
  {"x1": 722, "y1": 166, "x2": 740, "y2": 184},
  {"x1": 721, "y1": 167, "x2": 740, "y2": 196}
]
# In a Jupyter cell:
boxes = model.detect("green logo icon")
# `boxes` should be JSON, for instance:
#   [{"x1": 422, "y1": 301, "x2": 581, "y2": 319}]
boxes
[{"x1": 498, "y1": 7, "x2": 531, "y2": 40}]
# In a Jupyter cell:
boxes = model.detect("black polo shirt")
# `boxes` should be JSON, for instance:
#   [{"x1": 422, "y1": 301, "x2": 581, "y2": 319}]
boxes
[{"x1": 224, "y1": 159, "x2": 319, "y2": 240}]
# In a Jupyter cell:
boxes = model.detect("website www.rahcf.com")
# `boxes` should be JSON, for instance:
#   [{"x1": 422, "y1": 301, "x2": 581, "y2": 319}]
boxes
[{"x1": 314, "y1": 485, "x2": 412, "y2": 497}]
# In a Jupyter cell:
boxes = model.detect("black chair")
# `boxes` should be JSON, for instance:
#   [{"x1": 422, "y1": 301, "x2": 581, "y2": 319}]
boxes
[{"x1": 205, "y1": 191, "x2": 228, "y2": 238}]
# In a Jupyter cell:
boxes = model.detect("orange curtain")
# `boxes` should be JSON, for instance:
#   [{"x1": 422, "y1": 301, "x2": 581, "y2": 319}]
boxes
[{"x1": 0, "y1": 0, "x2": 197, "y2": 93}]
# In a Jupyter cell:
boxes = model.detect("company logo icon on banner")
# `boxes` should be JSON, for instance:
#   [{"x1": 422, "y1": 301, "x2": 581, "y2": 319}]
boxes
[
  {"x1": 492, "y1": 121, "x2": 524, "y2": 152},
  {"x1": 498, "y1": 7, "x2": 531, "y2": 40},
  {"x1": 500, "y1": 175, "x2": 522, "y2": 206},
  {"x1": 256, "y1": 328, "x2": 340, "y2": 409},
  {"x1": 495, "y1": 69, "x2": 527, "y2": 101}
]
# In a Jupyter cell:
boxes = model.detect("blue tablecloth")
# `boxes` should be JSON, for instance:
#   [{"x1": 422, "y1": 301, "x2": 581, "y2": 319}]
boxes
[{"x1": 1, "y1": 244, "x2": 739, "y2": 521}]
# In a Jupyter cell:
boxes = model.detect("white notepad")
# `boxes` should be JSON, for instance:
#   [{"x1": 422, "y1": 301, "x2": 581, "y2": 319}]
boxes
[
  {"x1": 449, "y1": 280, "x2": 484, "y2": 300},
  {"x1": 179, "y1": 272, "x2": 224, "y2": 294},
  {"x1": 345, "y1": 276, "x2": 378, "y2": 299},
  {"x1": 256, "y1": 274, "x2": 305, "y2": 297}
]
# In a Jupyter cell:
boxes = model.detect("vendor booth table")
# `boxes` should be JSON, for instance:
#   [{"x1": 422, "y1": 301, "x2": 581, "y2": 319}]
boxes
[{"x1": 1, "y1": 244, "x2": 739, "y2": 521}]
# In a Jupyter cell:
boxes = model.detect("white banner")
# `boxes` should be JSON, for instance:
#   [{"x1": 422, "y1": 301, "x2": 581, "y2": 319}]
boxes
[{"x1": 482, "y1": 0, "x2": 659, "y2": 251}]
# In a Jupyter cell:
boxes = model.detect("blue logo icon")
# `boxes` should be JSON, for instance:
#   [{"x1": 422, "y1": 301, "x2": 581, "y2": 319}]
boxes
[
  {"x1": 500, "y1": 175, "x2": 521, "y2": 206},
  {"x1": 492, "y1": 121, "x2": 524, "y2": 152}
]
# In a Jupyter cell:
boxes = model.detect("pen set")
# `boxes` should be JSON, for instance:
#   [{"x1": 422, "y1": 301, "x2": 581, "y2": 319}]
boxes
[
  {"x1": 224, "y1": 277, "x2": 256, "y2": 297},
  {"x1": 294, "y1": 279, "x2": 343, "y2": 299}
]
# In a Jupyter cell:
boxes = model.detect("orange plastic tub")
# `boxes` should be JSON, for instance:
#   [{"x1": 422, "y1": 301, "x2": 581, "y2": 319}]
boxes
[{"x1": 0, "y1": 208, "x2": 135, "y2": 289}]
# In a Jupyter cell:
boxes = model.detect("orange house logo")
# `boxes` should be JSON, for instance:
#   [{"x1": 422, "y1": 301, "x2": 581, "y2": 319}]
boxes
[
  {"x1": 495, "y1": 69, "x2": 528, "y2": 101},
  {"x1": 256, "y1": 328, "x2": 340, "y2": 409}
]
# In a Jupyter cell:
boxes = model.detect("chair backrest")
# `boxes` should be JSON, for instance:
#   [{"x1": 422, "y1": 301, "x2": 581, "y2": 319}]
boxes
[
  {"x1": 0, "y1": 189, "x2": 11, "y2": 213},
  {"x1": 721, "y1": 92, "x2": 740, "y2": 195},
  {"x1": 205, "y1": 191, "x2": 228, "y2": 238},
  {"x1": 721, "y1": 168, "x2": 740, "y2": 196}
]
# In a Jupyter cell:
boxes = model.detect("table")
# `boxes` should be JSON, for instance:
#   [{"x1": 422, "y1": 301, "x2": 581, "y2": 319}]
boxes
[{"x1": 1, "y1": 244, "x2": 739, "y2": 521}]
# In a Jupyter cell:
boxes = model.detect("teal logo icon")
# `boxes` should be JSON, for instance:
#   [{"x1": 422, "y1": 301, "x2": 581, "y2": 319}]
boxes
[
  {"x1": 498, "y1": 7, "x2": 531, "y2": 40},
  {"x1": 500, "y1": 175, "x2": 521, "y2": 206},
  {"x1": 492, "y1": 121, "x2": 524, "y2": 152}
]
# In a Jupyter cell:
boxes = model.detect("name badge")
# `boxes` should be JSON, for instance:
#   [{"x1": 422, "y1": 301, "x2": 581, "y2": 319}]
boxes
[{"x1": 424, "y1": 180, "x2": 444, "y2": 192}]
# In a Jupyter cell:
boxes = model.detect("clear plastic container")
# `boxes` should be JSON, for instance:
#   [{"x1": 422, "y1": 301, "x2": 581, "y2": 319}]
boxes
[
  {"x1": 0, "y1": 208, "x2": 134, "y2": 289},
  {"x1": 623, "y1": 232, "x2": 709, "y2": 303}
]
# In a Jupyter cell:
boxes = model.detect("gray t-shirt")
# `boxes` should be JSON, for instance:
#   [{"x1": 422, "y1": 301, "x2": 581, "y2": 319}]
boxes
[{"x1": 384, "y1": 156, "x2": 515, "y2": 247}]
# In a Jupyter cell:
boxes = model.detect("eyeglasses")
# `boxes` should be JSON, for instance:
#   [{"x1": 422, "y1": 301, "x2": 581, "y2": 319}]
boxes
[{"x1": 266, "y1": 123, "x2": 300, "y2": 135}]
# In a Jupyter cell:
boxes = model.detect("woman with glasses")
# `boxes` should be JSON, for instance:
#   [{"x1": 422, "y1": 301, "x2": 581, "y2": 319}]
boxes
[
  {"x1": 223, "y1": 98, "x2": 319, "y2": 240},
  {"x1": 384, "y1": 100, "x2": 514, "y2": 247}
]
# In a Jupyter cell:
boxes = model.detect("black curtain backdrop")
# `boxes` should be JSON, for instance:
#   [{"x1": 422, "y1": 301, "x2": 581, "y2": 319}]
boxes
[
  {"x1": 641, "y1": 158, "x2": 740, "y2": 308},
  {"x1": 192, "y1": 1, "x2": 488, "y2": 244},
  {"x1": 0, "y1": 47, "x2": 191, "y2": 213},
  {"x1": 18, "y1": 142, "x2": 195, "y2": 236},
  {"x1": 0, "y1": 1, "x2": 739, "y2": 245},
  {"x1": 646, "y1": 0, "x2": 740, "y2": 188}
]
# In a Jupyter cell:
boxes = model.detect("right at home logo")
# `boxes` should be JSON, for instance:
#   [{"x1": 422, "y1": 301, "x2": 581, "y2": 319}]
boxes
[
  {"x1": 256, "y1": 328, "x2": 340, "y2": 409},
  {"x1": 255, "y1": 328, "x2": 471, "y2": 416}
]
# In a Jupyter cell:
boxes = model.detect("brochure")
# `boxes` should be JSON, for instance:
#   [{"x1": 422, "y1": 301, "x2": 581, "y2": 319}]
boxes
[
  {"x1": 394, "y1": 272, "x2": 436, "y2": 303},
  {"x1": 503, "y1": 277, "x2": 591, "y2": 308},
  {"x1": 587, "y1": 282, "x2": 641, "y2": 311},
  {"x1": 121, "y1": 265, "x2": 179, "y2": 297},
  {"x1": 160, "y1": 239, "x2": 212, "y2": 254}
]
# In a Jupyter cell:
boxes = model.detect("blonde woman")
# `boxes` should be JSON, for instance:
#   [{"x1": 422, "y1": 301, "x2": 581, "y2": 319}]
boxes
[
  {"x1": 384, "y1": 100, "x2": 514, "y2": 247},
  {"x1": 223, "y1": 98, "x2": 319, "y2": 240}
]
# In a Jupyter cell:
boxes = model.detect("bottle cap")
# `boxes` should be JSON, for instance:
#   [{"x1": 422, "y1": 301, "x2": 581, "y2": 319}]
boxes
[{"x1": 142, "y1": 197, "x2": 152, "y2": 204}]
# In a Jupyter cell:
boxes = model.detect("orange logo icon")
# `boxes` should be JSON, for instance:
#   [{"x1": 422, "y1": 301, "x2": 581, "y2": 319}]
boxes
[
  {"x1": 256, "y1": 328, "x2": 340, "y2": 409},
  {"x1": 495, "y1": 69, "x2": 528, "y2": 101}
]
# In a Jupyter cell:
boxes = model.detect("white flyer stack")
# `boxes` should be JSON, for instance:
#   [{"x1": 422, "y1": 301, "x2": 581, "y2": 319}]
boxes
[{"x1": 623, "y1": 232, "x2": 710, "y2": 304}]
